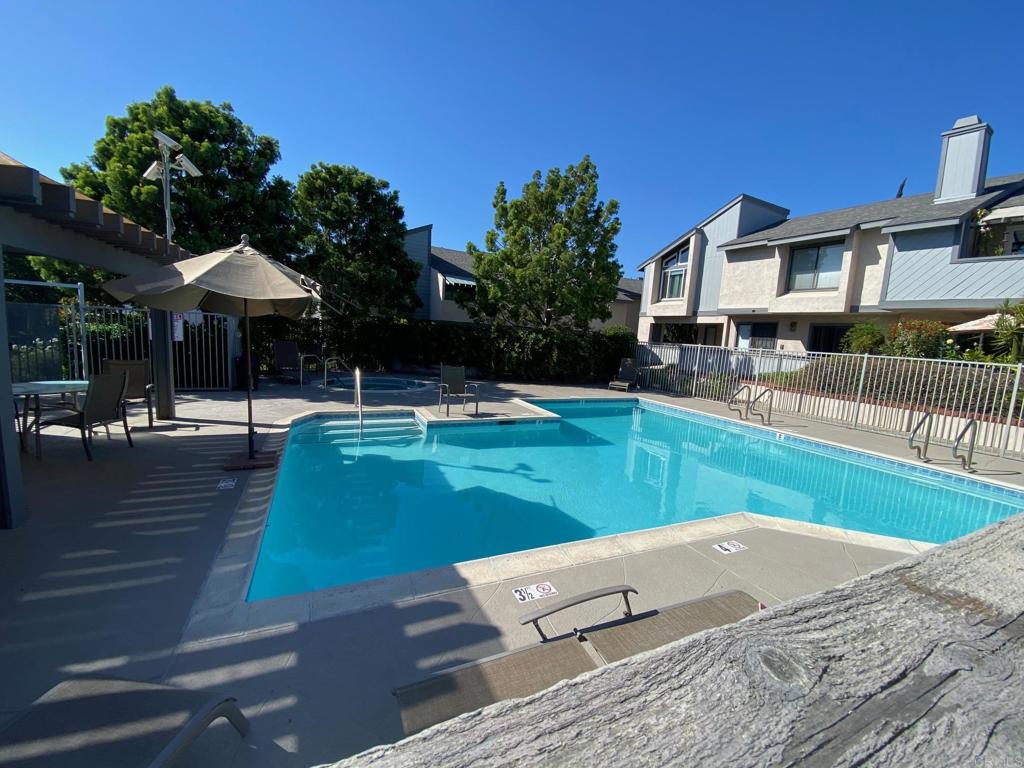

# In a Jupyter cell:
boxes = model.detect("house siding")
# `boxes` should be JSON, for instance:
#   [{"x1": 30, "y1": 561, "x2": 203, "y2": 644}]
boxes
[
  {"x1": 403, "y1": 225, "x2": 432, "y2": 319},
  {"x1": 883, "y1": 227, "x2": 1024, "y2": 306}
]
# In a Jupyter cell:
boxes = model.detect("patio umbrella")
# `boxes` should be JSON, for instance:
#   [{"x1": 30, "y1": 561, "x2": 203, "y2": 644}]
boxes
[
  {"x1": 947, "y1": 313, "x2": 1002, "y2": 333},
  {"x1": 104, "y1": 234, "x2": 314, "y2": 464}
]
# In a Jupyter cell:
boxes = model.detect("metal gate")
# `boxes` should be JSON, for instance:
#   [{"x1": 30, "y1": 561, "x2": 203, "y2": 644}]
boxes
[{"x1": 5, "y1": 301, "x2": 233, "y2": 391}]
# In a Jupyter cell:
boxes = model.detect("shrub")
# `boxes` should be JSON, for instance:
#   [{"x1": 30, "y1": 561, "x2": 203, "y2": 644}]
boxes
[
  {"x1": 884, "y1": 320, "x2": 953, "y2": 359},
  {"x1": 840, "y1": 322, "x2": 887, "y2": 354}
]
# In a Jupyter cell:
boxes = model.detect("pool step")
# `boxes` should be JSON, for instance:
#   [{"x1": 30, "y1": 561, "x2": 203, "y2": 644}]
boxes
[{"x1": 292, "y1": 416, "x2": 422, "y2": 445}]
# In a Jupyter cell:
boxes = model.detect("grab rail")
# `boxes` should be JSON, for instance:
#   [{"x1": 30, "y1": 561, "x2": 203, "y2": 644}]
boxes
[
  {"x1": 952, "y1": 419, "x2": 978, "y2": 472},
  {"x1": 354, "y1": 366, "x2": 363, "y2": 436},
  {"x1": 908, "y1": 412, "x2": 933, "y2": 462},
  {"x1": 323, "y1": 356, "x2": 343, "y2": 389},
  {"x1": 727, "y1": 385, "x2": 751, "y2": 419},
  {"x1": 519, "y1": 585, "x2": 638, "y2": 642},
  {"x1": 749, "y1": 388, "x2": 773, "y2": 425}
]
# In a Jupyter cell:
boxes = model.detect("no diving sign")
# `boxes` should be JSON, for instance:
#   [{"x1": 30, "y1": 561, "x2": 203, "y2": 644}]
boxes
[
  {"x1": 712, "y1": 540, "x2": 748, "y2": 555},
  {"x1": 512, "y1": 582, "x2": 558, "y2": 603}
]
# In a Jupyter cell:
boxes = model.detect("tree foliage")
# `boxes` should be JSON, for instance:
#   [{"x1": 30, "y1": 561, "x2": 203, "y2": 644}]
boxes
[
  {"x1": 466, "y1": 155, "x2": 622, "y2": 329},
  {"x1": 61, "y1": 85, "x2": 295, "y2": 257},
  {"x1": 293, "y1": 163, "x2": 419, "y2": 322}
]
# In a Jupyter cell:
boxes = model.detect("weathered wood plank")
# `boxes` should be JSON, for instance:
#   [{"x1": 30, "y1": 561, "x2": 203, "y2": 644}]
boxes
[{"x1": 331, "y1": 515, "x2": 1024, "y2": 767}]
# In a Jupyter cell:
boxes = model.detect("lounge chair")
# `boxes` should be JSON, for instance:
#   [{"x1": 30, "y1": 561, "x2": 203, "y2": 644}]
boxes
[
  {"x1": 608, "y1": 358, "x2": 639, "y2": 391},
  {"x1": 0, "y1": 677, "x2": 249, "y2": 768},
  {"x1": 102, "y1": 359, "x2": 154, "y2": 428},
  {"x1": 438, "y1": 365, "x2": 479, "y2": 416},
  {"x1": 394, "y1": 586, "x2": 758, "y2": 735},
  {"x1": 36, "y1": 372, "x2": 132, "y2": 461}
]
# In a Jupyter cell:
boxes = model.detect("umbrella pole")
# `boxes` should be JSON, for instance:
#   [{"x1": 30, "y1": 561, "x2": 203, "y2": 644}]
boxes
[{"x1": 245, "y1": 299, "x2": 255, "y2": 460}]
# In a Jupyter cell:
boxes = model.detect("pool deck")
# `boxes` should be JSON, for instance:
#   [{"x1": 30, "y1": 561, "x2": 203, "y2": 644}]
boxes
[{"x1": 0, "y1": 378, "x2": 1021, "y2": 767}]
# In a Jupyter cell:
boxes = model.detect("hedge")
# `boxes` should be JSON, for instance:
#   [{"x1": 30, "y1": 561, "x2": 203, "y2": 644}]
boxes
[{"x1": 250, "y1": 316, "x2": 635, "y2": 384}]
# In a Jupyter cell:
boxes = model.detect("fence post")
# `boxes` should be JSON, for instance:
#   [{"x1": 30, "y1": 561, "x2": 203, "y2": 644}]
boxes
[
  {"x1": 851, "y1": 353, "x2": 869, "y2": 429},
  {"x1": 999, "y1": 364, "x2": 1022, "y2": 457},
  {"x1": 76, "y1": 283, "x2": 87, "y2": 378}
]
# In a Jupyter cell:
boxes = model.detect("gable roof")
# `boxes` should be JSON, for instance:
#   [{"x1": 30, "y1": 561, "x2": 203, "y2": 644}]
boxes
[
  {"x1": 638, "y1": 193, "x2": 790, "y2": 269},
  {"x1": 430, "y1": 245, "x2": 642, "y2": 301},
  {"x1": 722, "y1": 173, "x2": 1024, "y2": 249}
]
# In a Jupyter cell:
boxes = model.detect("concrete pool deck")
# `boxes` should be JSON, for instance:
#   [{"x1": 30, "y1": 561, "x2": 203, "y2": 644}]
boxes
[{"x1": 0, "y1": 378, "x2": 1020, "y2": 767}]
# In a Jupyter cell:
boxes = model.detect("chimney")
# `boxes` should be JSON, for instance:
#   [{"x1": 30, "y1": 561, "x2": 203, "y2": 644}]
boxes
[{"x1": 934, "y1": 116, "x2": 992, "y2": 204}]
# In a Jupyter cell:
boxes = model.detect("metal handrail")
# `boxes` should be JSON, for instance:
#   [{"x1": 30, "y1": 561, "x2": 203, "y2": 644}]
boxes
[
  {"x1": 323, "y1": 356, "x2": 344, "y2": 389},
  {"x1": 298, "y1": 353, "x2": 322, "y2": 387},
  {"x1": 727, "y1": 384, "x2": 751, "y2": 419},
  {"x1": 354, "y1": 366, "x2": 363, "y2": 436},
  {"x1": 952, "y1": 419, "x2": 978, "y2": 472},
  {"x1": 908, "y1": 412, "x2": 934, "y2": 462},
  {"x1": 749, "y1": 388, "x2": 773, "y2": 425}
]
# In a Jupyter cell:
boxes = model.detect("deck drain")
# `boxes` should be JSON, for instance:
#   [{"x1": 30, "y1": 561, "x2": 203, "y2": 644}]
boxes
[{"x1": 712, "y1": 540, "x2": 747, "y2": 554}]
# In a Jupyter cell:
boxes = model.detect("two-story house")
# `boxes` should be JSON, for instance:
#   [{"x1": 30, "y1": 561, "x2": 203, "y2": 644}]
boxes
[
  {"x1": 638, "y1": 116, "x2": 1024, "y2": 351},
  {"x1": 404, "y1": 224, "x2": 644, "y2": 331}
]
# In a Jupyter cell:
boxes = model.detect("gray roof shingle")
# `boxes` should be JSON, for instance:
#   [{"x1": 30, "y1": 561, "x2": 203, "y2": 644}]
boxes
[
  {"x1": 430, "y1": 245, "x2": 642, "y2": 301},
  {"x1": 723, "y1": 174, "x2": 1024, "y2": 248}
]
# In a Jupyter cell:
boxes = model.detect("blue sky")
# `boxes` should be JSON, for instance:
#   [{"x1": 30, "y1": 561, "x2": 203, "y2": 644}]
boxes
[{"x1": 2, "y1": 0, "x2": 1022, "y2": 273}]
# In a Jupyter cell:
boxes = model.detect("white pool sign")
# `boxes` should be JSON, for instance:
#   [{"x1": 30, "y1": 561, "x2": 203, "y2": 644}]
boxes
[
  {"x1": 712, "y1": 540, "x2": 748, "y2": 554},
  {"x1": 512, "y1": 582, "x2": 558, "y2": 603}
]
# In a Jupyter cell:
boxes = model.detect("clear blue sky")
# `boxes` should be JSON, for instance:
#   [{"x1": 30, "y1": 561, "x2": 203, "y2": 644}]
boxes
[{"x1": 2, "y1": 0, "x2": 1022, "y2": 273}]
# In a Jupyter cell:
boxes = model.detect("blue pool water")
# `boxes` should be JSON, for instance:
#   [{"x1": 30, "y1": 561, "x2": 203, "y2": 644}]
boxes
[{"x1": 247, "y1": 399, "x2": 1024, "y2": 600}]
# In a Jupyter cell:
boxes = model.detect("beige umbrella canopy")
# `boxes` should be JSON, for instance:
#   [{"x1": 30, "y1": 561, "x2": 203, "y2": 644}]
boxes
[
  {"x1": 947, "y1": 313, "x2": 1001, "y2": 333},
  {"x1": 105, "y1": 234, "x2": 313, "y2": 319},
  {"x1": 104, "y1": 235, "x2": 316, "y2": 463}
]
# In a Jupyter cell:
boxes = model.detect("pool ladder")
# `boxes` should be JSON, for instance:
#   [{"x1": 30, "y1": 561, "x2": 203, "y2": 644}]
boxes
[
  {"x1": 727, "y1": 385, "x2": 773, "y2": 425},
  {"x1": 909, "y1": 413, "x2": 978, "y2": 473}
]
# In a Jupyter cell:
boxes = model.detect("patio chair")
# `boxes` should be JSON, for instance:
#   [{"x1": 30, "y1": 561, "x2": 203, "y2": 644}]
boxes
[
  {"x1": 608, "y1": 358, "x2": 639, "y2": 391},
  {"x1": 438, "y1": 365, "x2": 479, "y2": 416},
  {"x1": 272, "y1": 339, "x2": 300, "y2": 380},
  {"x1": 0, "y1": 677, "x2": 249, "y2": 768},
  {"x1": 393, "y1": 586, "x2": 758, "y2": 735},
  {"x1": 37, "y1": 372, "x2": 132, "y2": 461},
  {"x1": 102, "y1": 359, "x2": 154, "y2": 428}
]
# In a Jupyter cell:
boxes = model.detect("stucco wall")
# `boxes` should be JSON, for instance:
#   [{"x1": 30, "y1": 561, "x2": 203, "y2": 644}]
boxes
[
  {"x1": 592, "y1": 299, "x2": 640, "y2": 331},
  {"x1": 850, "y1": 227, "x2": 888, "y2": 308}
]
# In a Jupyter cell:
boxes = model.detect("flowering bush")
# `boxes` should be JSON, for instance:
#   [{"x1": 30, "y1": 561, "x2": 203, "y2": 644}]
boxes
[{"x1": 885, "y1": 320, "x2": 955, "y2": 359}]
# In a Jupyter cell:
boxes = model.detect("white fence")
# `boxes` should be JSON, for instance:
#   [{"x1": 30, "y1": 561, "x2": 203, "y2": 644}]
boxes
[{"x1": 631, "y1": 342, "x2": 1024, "y2": 458}]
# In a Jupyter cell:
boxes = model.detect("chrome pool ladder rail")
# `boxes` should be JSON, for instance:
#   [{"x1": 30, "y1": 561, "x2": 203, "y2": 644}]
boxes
[
  {"x1": 354, "y1": 366, "x2": 363, "y2": 436},
  {"x1": 749, "y1": 388, "x2": 774, "y2": 425},
  {"x1": 727, "y1": 384, "x2": 751, "y2": 419},
  {"x1": 952, "y1": 418, "x2": 978, "y2": 472},
  {"x1": 908, "y1": 412, "x2": 934, "y2": 462}
]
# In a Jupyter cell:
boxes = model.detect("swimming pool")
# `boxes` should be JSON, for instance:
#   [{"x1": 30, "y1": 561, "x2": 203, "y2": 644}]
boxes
[
  {"x1": 327, "y1": 376, "x2": 430, "y2": 392},
  {"x1": 247, "y1": 398, "x2": 1024, "y2": 600}
]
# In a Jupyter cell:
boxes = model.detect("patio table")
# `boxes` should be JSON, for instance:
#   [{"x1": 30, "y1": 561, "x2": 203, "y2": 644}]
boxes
[{"x1": 12, "y1": 380, "x2": 89, "y2": 459}]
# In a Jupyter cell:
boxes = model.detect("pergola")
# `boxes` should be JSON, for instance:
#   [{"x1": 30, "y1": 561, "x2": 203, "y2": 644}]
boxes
[{"x1": 0, "y1": 151, "x2": 190, "y2": 528}]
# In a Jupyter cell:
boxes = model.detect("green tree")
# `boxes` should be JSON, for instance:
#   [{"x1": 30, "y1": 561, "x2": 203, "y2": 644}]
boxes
[
  {"x1": 60, "y1": 85, "x2": 295, "y2": 259},
  {"x1": 467, "y1": 155, "x2": 622, "y2": 329},
  {"x1": 840, "y1": 322, "x2": 887, "y2": 354},
  {"x1": 993, "y1": 301, "x2": 1024, "y2": 361},
  {"x1": 293, "y1": 163, "x2": 419, "y2": 321}
]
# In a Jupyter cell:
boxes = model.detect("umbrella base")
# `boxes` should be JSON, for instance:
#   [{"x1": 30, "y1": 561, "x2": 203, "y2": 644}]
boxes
[{"x1": 223, "y1": 451, "x2": 279, "y2": 471}]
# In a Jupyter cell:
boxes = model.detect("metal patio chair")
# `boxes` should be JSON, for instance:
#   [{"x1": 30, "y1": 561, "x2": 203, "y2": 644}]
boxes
[
  {"x1": 37, "y1": 371, "x2": 132, "y2": 460},
  {"x1": 102, "y1": 359, "x2": 154, "y2": 428},
  {"x1": 438, "y1": 364, "x2": 480, "y2": 416}
]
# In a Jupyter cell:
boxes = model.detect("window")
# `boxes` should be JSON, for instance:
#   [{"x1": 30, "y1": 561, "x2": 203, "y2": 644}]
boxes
[
  {"x1": 442, "y1": 278, "x2": 475, "y2": 304},
  {"x1": 736, "y1": 322, "x2": 778, "y2": 350},
  {"x1": 787, "y1": 242, "x2": 844, "y2": 291},
  {"x1": 969, "y1": 219, "x2": 1024, "y2": 258},
  {"x1": 809, "y1": 324, "x2": 853, "y2": 353},
  {"x1": 660, "y1": 248, "x2": 688, "y2": 300}
]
